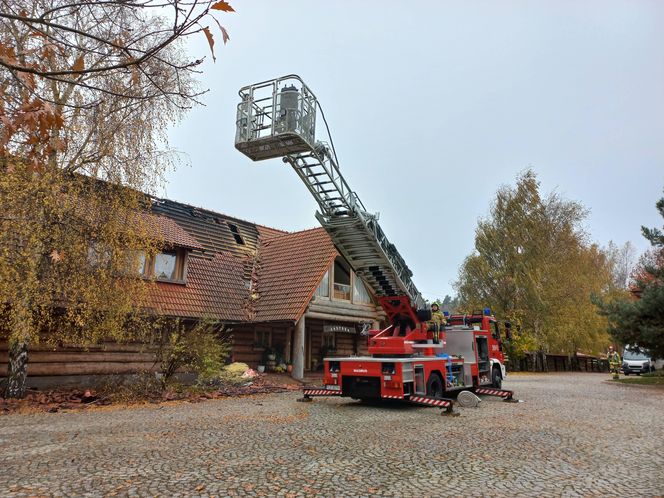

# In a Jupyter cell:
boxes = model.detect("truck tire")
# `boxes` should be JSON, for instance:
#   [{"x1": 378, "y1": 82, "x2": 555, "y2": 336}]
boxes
[
  {"x1": 426, "y1": 373, "x2": 444, "y2": 399},
  {"x1": 491, "y1": 367, "x2": 502, "y2": 389}
]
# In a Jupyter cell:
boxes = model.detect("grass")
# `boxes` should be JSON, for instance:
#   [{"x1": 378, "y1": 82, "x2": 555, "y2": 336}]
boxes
[{"x1": 614, "y1": 370, "x2": 664, "y2": 386}]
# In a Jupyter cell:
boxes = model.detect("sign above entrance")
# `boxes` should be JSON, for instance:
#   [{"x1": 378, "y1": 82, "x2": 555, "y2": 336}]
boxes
[{"x1": 323, "y1": 324, "x2": 355, "y2": 334}]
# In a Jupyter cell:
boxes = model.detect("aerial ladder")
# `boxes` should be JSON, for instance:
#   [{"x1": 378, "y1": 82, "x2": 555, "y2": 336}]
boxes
[
  {"x1": 235, "y1": 75, "x2": 425, "y2": 311},
  {"x1": 235, "y1": 75, "x2": 516, "y2": 413}
]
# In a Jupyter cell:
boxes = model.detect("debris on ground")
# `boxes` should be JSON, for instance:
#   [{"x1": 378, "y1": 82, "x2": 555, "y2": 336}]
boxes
[{"x1": 0, "y1": 373, "x2": 301, "y2": 415}]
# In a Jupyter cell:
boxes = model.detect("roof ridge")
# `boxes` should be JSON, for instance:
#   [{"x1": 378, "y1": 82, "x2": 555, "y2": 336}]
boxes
[
  {"x1": 262, "y1": 226, "x2": 326, "y2": 242},
  {"x1": 151, "y1": 194, "x2": 286, "y2": 233}
]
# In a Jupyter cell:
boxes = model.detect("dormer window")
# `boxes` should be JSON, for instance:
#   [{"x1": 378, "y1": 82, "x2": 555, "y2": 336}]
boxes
[
  {"x1": 155, "y1": 251, "x2": 178, "y2": 280},
  {"x1": 227, "y1": 222, "x2": 245, "y2": 245},
  {"x1": 133, "y1": 248, "x2": 188, "y2": 283}
]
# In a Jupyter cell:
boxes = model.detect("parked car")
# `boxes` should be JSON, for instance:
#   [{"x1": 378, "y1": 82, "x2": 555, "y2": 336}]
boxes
[{"x1": 622, "y1": 347, "x2": 656, "y2": 375}]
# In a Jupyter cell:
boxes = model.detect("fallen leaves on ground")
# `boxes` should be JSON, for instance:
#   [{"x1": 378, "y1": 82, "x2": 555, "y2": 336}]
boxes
[{"x1": 0, "y1": 375, "x2": 302, "y2": 415}]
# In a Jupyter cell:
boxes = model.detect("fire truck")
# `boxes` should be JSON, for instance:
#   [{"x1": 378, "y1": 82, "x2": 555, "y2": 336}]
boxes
[{"x1": 234, "y1": 75, "x2": 516, "y2": 412}]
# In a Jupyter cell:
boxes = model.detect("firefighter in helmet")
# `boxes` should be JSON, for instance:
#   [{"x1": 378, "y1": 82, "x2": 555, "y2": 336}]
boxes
[
  {"x1": 607, "y1": 345, "x2": 621, "y2": 380},
  {"x1": 429, "y1": 302, "x2": 447, "y2": 343}
]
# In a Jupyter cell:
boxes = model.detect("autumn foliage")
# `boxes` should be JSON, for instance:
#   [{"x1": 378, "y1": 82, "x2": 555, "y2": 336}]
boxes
[
  {"x1": 0, "y1": 1, "x2": 233, "y2": 398},
  {"x1": 455, "y1": 170, "x2": 614, "y2": 360}
]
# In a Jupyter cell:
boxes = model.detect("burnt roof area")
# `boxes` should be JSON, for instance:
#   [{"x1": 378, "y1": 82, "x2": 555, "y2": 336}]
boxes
[{"x1": 147, "y1": 194, "x2": 339, "y2": 323}]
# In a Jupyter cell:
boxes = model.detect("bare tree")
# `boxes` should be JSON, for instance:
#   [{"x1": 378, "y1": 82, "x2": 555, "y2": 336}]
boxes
[
  {"x1": 1, "y1": 0, "x2": 232, "y2": 185},
  {"x1": 605, "y1": 241, "x2": 637, "y2": 290}
]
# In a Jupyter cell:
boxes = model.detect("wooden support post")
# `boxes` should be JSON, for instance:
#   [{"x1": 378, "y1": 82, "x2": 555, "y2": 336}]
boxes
[
  {"x1": 285, "y1": 326, "x2": 293, "y2": 364},
  {"x1": 293, "y1": 316, "x2": 305, "y2": 380}
]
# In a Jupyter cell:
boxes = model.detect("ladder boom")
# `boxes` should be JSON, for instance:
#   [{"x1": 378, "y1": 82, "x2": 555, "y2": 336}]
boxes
[{"x1": 235, "y1": 75, "x2": 424, "y2": 309}]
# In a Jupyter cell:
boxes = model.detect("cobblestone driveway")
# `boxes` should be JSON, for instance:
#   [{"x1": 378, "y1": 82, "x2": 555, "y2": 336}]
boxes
[{"x1": 1, "y1": 373, "x2": 663, "y2": 497}]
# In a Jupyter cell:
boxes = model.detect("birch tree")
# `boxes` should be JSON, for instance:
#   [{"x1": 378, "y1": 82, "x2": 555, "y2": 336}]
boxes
[
  {"x1": 455, "y1": 170, "x2": 612, "y2": 363},
  {"x1": 0, "y1": 0, "x2": 233, "y2": 398}
]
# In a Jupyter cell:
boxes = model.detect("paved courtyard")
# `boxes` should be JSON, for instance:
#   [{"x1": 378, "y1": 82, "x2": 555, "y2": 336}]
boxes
[{"x1": 1, "y1": 373, "x2": 663, "y2": 497}]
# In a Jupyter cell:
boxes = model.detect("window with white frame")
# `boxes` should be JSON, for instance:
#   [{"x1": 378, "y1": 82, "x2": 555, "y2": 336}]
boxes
[
  {"x1": 353, "y1": 277, "x2": 371, "y2": 304},
  {"x1": 333, "y1": 257, "x2": 351, "y2": 301},
  {"x1": 315, "y1": 270, "x2": 330, "y2": 298}
]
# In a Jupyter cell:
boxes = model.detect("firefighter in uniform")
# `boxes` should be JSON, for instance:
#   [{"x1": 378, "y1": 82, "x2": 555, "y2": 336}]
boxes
[
  {"x1": 607, "y1": 346, "x2": 621, "y2": 379},
  {"x1": 429, "y1": 303, "x2": 447, "y2": 343}
]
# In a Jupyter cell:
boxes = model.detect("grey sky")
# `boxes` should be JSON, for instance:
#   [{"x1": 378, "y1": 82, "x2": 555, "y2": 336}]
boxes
[{"x1": 164, "y1": 0, "x2": 664, "y2": 302}]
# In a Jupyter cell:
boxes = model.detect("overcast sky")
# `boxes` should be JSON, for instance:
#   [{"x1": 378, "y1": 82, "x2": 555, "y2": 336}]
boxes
[{"x1": 164, "y1": 0, "x2": 664, "y2": 302}]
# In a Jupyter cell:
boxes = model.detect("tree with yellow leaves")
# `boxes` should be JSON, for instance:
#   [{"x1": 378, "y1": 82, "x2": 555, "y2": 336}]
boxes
[
  {"x1": 455, "y1": 170, "x2": 613, "y2": 368},
  {"x1": 0, "y1": 1, "x2": 233, "y2": 398}
]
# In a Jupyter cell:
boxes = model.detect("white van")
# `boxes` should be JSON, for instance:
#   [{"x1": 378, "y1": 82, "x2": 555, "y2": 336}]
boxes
[{"x1": 622, "y1": 346, "x2": 658, "y2": 375}]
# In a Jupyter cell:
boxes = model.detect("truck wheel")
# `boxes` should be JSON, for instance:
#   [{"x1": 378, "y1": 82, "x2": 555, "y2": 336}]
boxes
[
  {"x1": 426, "y1": 373, "x2": 444, "y2": 399},
  {"x1": 491, "y1": 367, "x2": 502, "y2": 389}
]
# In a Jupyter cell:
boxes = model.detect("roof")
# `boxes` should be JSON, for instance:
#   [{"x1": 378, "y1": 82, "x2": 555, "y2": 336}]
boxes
[
  {"x1": 253, "y1": 228, "x2": 338, "y2": 322},
  {"x1": 150, "y1": 197, "x2": 286, "y2": 259},
  {"x1": 148, "y1": 253, "x2": 248, "y2": 321},
  {"x1": 146, "y1": 195, "x2": 365, "y2": 324},
  {"x1": 141, "y1": 213, "x2": 204, "y2": 251}
]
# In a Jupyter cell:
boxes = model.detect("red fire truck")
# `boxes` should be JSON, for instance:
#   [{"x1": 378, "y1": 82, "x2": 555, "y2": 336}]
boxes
[
  {"x1": 234, "y1": 75, "x2": 516, "y2": 412},
  {"x1": 320, "y1": 297, "x2": 511, "y2": 404}
]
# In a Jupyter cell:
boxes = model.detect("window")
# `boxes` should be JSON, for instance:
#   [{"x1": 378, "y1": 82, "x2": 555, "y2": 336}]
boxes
[
  {"x1": 227, "y1": 222, "x2": 245, "y2": 245},
  {"x1": 254, "y1": 328, "x2": 271, "y2": 348},
  {"x1": 131, "y1": 249, "x2": 187, "y2": 283},
  {"x1": 333, "y1": 257, "x2": 351, "y2": 300},
  {"x1": 154, "y1": 251, "x2": 177, "y2": 280},
  {"x1": 315, "y1": 270, "x2": 330, "y2": 298},
  {"x1": 353, "y1": 277, "x2": 371, "y2": 304},
  {"x1": 87, "y1": 242, "x2": 111, "y2": 268},
  {"x1": 322, "y1": 331, "x2": 336, "y2": 351},
  {"x1": 492, "y1": 322, "x2": 500, "y2": 340},
  {"x1": 136, "y1": 251, "x2": 148, "y2": 276},
  {"x1": 124, "y1": 250, "x2": 147, "y2": 276}
]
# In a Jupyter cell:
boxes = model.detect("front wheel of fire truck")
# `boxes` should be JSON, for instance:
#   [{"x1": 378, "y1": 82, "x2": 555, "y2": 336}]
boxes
[
  {"x1": 491, "y1": 367, "x2": 502, "y2": 389},
  {"x1": 426, "y1": 373, "x2": 444, "y2": 399},
  {"x1": 491, "y1": 367, "x2": 503, "y2": 389}
]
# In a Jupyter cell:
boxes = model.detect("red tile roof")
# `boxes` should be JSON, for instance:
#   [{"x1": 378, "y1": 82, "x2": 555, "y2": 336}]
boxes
[
  {"x1": 253, "y1": 228, "x2": 337, "y2": 322},
  {"x1": 146, "y1": 194, "x2": 341, "y2": 324},
  {"x1": 256, "y1": 224, "x2": 288, "y2": 240},
  {"x1": 148, "y1": 253, "x2": 248, "y2": 321},
  {"x1": 141, "y1": 213, "x2": 204, "y2": 251}
]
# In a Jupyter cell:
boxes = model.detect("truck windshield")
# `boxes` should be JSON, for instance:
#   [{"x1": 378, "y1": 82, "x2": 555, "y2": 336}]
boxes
[{"x1": 623, "y1": 349, "x2": 649, "y2": 361}]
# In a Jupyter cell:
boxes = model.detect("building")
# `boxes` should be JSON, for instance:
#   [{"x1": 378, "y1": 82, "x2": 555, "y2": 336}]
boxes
[
  {"x1": 1, "y1": 194, "x2": 383, "y2": 385},
  {"x1": 149, "y1": 197, "x2": 382, "y2": 379}
]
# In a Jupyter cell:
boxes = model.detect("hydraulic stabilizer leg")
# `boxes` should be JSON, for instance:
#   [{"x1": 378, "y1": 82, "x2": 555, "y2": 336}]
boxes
[
  {"x1": 474, "y1": 387, "x2": 519, "y2": 402},
  {"x1": 408, "y1": 395, "x2": 460, "y2": 416},
  {"x1": 297, "y1": 387, "x2": 342, "y2": 402}
]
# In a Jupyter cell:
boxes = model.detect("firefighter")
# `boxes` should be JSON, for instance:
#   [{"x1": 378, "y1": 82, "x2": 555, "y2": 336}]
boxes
[
  {"x1": 607, "y1": 345, "x2": 621, "y2": 380},
  {"x1": 429, "y1": 303, "x2": 447, "y2": 343}
]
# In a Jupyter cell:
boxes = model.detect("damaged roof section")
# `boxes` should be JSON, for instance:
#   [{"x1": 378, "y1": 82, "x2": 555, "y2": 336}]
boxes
[
  {"x1": 147, "y1": 195, "x2": 338, "y2": 324},
  {"x1": 150, "y1": 197, "x2": 286, "y2": 259}
]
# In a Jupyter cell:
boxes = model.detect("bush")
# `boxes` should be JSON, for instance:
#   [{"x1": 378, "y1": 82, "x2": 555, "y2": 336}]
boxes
[{"x1": 155, "y1": 319, "x2": 232, "y2": 390}]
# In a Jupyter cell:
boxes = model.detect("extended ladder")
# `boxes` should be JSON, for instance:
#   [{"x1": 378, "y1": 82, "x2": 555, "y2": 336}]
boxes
[{"x1": 235, "y1": 75, "x2": 425, "y2": 309}]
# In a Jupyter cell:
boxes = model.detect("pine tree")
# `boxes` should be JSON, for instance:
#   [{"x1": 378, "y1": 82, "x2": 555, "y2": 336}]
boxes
[{"x1": 596, "y1": 191, "x2": 664, "y2": 358}]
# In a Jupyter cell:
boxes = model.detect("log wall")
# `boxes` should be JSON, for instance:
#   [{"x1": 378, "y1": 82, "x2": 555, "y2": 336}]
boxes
[
  {"x1": 0, "y1": 341, "x2": 158, "y2": 379},
  {"x1": 229, "y1": 323, "x2": 289, "y2": 366}
]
